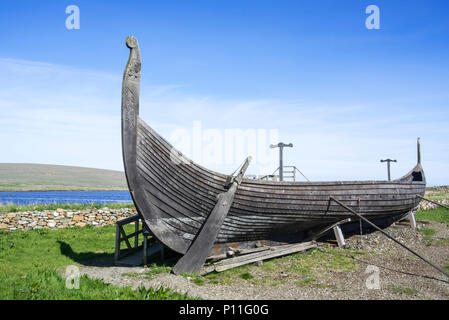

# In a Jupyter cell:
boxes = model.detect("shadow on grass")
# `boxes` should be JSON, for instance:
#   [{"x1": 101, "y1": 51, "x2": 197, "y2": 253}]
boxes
[
  {"x1": 57, "y1": 240, "x2": 181, "y2": 269},
  {"x1": 57, "y1": 241, "x2": 114, "y2": 267}
]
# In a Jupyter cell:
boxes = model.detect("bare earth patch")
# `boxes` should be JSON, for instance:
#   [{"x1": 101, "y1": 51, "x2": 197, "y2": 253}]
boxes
[{"x1": 74, "y1": 220, "x2": 449, "y2": 300}]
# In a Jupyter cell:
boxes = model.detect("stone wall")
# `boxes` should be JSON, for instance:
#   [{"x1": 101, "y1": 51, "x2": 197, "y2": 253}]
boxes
[
  {"x1": 418, "y1": 199, "x2": 449, "y2": 211},
  {"x1": 0, "y1": 200, "x2": 446, "y2": 232},
  {"x1": 0, "y1": 207, "x2": 137, "y2": 231}
]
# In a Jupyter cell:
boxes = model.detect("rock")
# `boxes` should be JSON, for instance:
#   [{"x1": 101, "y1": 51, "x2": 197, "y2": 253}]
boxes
[
  {"x1": 47, "y1": 220, "x2": 56, "y2": 228},
  {"x1": 7, "y1": 213, "x2": 16, "y2": 218},
  {"x1": 73, "y1": 215, "x2": 83, "y2": 221},
  {"x1": 0, "y1": 223, "x2": 8, "y2": 229},
  {"x1": 75, "y1": 222, "x2": 86, "y2": 227}
]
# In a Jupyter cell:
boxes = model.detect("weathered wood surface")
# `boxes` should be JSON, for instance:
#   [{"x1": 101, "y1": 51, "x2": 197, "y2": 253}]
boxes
[
  {"x1": 172, "y1": 157, "x2": 251, "y2": 275},
  {"x1": 121, "y1": 36, "x2": 427, "y2": 258},
  {"x1": 310, "y1": 218, "x2": 351, "y2": 241},
  {"x1": 207, "y1": 246, "x2": 271, "y2": 262},
  {"x1": 201, "y1": 242, "x2": 317, "y2": 274}
]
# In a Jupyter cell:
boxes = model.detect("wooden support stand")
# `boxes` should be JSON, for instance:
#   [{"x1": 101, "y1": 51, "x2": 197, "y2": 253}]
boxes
[
  {"x1": 409, "y1": 210, "x2": 417, "y2": 229},
  {"x1": 333, "y1": 225, "x2": 347, "y2": 248},
  {"x1": 115, "y1": 214, "x2": 164, "y2": 266},
  {"x1": 310, "y1": 218, "x2": 351, "y2": 243},
  {"x1": 115, "y1": 214, "x2": 143, "y2": 262}
]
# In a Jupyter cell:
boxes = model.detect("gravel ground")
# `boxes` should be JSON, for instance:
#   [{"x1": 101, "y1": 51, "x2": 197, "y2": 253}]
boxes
[{"x1": 69, "y1": 219, "x2": 449, "y2": 300}]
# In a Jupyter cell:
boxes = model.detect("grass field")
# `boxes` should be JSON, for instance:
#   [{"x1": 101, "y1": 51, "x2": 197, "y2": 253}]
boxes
[
  {"x1": 0, "y1": 224, "x2": 191, "y2": 299},
  {"x1": 0, "y1": 202, "x2": 135, "y2": 214},
  {"x1": 0, "y1": 187, "x2": 447, "y2": 299},
  {"x1": 416, "y1": 207, "x2": 449, "y2": 224},
  {"x1": 425, "y1": 186, "x2": 449, "y2": 201},
  {"x1": 0, "y1": 163, "x2": 128, "y2": 191}
]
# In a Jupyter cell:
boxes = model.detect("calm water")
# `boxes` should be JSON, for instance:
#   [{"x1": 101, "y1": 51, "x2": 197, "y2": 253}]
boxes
[{"x1": 0, "y1": 191, "x2": 133, "y2": 205}]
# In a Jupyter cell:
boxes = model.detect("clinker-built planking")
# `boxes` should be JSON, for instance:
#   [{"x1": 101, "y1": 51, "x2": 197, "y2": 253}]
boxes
[{"x1": 121, "y1": 36, "x2": 426, "y2": 273}]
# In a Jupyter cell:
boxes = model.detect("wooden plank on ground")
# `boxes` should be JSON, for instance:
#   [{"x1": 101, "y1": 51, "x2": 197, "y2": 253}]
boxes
[
  {"x1": 214, "y1": 243, "x2": 303, "y2": 267},
  {"x1": 201, "y1": 242, "x2": 316, "y2": 274},
  {"x1": 207, "y1": 246, "x2": 271, "y2": 262}
]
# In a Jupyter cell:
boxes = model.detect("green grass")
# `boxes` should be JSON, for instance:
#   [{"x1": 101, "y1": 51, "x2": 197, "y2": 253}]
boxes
[
  {"x1": 192, "y1": 278, "x2": 206, "y2": 286},
  {"x1": 416, "y1": 207, "x2": 449, "y2": 224},
  {"x1": 296, "y1": 277, "x2": 316, "y2": 287},
  {"x1": 0, "y1": 163, "x2": 128, "y2": 191},
  {"x1": 419, "y1": 228, "x2": 437, "y2": 237},
  {"x1": 0, "y1": 203, "x2": 135, "y2": 214},
  {"x1": 3, "y1": 270, "x2": 185, "y2": 299},
  {"x1": 239, "y1": 272, "x2": 254, "y2": 280},
  {"x1": 129, "y1": 247, "x2": 361, "y2": 289},
  {"x1": 425, "y1": 186, "x2": 449, "y2": 201},
  {"x1": 390, "y1": 286, "x2": 419, "y2": 295},
  {"x1": 197, "y1": 248, "x2": 360, "y2": 287},
  {"x1": 146, "y1": 263, "x2": 173, "y2": 278},
  {"x1": 0, "y1": 225, "x2": 191, "y2": 300},
  {"x1": 284, "y1": 248, "x2": 360, "y2": 275}
]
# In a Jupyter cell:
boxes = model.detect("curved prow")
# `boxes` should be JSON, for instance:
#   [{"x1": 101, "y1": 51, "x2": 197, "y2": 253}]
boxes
[
  {"x1": 397, "y1": 137, "x2": 426, "y2": 183},
  {"x1": 122, "y1": 36, "x2": 141, "y2": 191}
]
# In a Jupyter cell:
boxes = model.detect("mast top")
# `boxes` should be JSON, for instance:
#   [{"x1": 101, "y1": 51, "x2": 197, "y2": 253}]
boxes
[{"x1": 417, "y1": 137, "x2": 421, "y2": 164}]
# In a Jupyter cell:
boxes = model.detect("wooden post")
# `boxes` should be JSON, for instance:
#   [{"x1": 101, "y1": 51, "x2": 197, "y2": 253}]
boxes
[
  {"x1": 333, "y1": 225, "x2": 346, "y2": 248},
  {"x1": 270, "y1": 142, "x2": 293, "y2": 182},
  {"x1": 380, "y1": 158, "x2": 397, "y2": 181},
  {"x1": 134, "y1": 219, "x2": 139, "y2": 248},
  {"x1": 114, "y1": 224, "x2": 120, "y2": 263},
  {"x1": 143, "y1": 226, "x2": 149, "y2": 266},
  {"x1": 409, "y1": 210, "x2": 417, "y2": 229}
]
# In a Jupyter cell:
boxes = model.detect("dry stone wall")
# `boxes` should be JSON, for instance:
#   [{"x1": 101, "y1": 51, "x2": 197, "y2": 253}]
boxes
[{"x1": 0, "y1": 207, "x2": 137, "y2": 231}]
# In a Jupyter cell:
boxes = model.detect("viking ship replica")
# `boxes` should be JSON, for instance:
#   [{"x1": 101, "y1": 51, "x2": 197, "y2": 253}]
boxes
[{"x1": 121, "y1": 36, "x2": 426, "y2": 274}]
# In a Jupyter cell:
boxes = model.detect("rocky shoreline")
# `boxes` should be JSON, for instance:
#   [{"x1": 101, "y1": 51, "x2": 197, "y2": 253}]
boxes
[
  {"x1": 0, "y1": 207, "x2": 137, "y2": 231},
  {"x1": 0, "y1": 199, "x2": 447, "y2": 232}
]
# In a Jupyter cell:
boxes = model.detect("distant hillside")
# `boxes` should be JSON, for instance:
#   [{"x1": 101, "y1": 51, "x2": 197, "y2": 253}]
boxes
[{"x1": 0, "y1": 163, "x2": 128, "y2": 191}]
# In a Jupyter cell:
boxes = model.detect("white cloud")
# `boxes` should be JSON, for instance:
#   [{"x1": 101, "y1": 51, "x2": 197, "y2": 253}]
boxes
[{"x1": 0, "y1": 58, "x2": 447, "y2": 186}]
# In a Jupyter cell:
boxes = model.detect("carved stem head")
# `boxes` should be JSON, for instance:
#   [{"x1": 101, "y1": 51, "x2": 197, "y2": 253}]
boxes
[{"x1": 126, "y1": 36, "x2": 138, "y2": 49}]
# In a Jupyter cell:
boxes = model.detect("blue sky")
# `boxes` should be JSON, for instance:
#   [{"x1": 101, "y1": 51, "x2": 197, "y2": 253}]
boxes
[{"x1": 1, "y1": 1, "x2": 448, "y2": 185}]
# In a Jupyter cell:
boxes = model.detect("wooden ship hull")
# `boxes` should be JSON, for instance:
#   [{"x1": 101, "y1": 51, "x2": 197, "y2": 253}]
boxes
[{"x1": 121, "y1": 37, "x2": 426, "y2": 260}]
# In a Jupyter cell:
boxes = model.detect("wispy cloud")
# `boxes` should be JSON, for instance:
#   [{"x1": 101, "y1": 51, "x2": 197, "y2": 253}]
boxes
[{"x1": 0, "y1": 58, "x2": 447, "y2": 186}]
